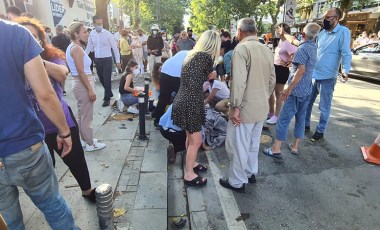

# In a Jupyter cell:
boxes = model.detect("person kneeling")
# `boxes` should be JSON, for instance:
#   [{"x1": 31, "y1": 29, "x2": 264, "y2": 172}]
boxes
[{"x1": 203, "y1": 74, "x2": 230, "y2": 116}]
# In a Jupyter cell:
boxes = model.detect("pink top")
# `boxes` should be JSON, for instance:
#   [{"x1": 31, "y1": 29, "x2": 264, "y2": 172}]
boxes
[{"x1": 274, "y1": 39, "x2": 297, "y2": 66}]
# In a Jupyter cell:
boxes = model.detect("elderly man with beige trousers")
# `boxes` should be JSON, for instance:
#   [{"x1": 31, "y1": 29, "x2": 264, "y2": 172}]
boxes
[{"x1": 219, "y1": 18, "x2": 276, "y2": 193}]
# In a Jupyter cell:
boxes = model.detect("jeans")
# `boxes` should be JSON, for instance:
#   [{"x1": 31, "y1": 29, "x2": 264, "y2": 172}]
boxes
[
  {"x1": 0, "y1": 142, "x2": 78, "y2": 230},
  {"x1": 276, "y1": 94, "x2": 311, "y2": 141},
  {"x1": 120, "y1": 93, "x2": 138, "y2": 106},
  {"x1": 95, "y1": 57, "x2": 113, "y2": 101},
  {"x1": 305, "y1": 78, "x2": 336, "y2": 133}
]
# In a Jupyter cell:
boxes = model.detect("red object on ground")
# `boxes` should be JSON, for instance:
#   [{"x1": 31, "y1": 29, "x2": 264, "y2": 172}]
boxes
[{"x1": 361, "y1": 143, "x2": 380, "y2": 165}]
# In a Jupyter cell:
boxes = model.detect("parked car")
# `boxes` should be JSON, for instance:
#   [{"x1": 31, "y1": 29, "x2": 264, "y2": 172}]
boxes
[{"x1": 350, "y1": 41, "x2": 380, "y2": 82}]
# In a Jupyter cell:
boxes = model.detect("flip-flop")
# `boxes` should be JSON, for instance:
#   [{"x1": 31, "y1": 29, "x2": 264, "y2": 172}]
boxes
[
  {"x1": 184, "y1": 176, "x2": 207, "y2": 187},
  {"x1": 193, "y1": 164, "x2": 208, "y2": 173},
  {"x1": 262, "y1": 148, "x2": 282, "y2": 159},
  {"x1": 288, "y1": 143, "x2": 299, "y2": 155}
]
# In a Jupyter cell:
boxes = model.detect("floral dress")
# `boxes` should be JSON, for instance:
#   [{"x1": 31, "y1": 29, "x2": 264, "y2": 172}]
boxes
[{"x1": 172, "y1": 52, "x2": 213, "y2": 133}]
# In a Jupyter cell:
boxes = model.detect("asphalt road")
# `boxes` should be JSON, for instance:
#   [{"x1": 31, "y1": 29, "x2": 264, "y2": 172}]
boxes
[{"x1": 198, "y1": 78, "x2": 380, "y2": 230}]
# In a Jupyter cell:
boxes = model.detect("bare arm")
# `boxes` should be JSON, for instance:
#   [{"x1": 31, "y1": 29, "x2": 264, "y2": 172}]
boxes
[
  {"x1": 124, "y1": 74, "x2": 139, "y2": 93},
  {"x1": 25, "y1": 56, "x2": 72, "y2": 156},
  {"x1": 204, "y1": 88, "x2": 219, "y2": 105},
  {"x1": 71, "y1": 45, "x2": 96, "y2": 102},
  {"x1": 43, "y1": 60, "x2": 68, "y2": 83},
  {"x1": 280, "y1": 64, "x2": 305, "y2": 101}
]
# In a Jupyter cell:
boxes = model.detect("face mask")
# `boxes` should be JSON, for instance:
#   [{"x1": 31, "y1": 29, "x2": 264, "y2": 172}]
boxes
[
  {"x1": 221, "y1": 37, "x2": 227, "y2": 42},
  {"x1": 152, "y1": 30, "x2": 157, "y2": 35},
  {"x1": 95, "y1": 25, "x2": 103, "y2": 33},
  {"x1": 323, "y1": 19, "x2": 333, "y2": 30},
  {"x1": 218, "y1": 56, "x2": 224, "y2": 63},
  {"x1": 162, "y1": 36, "x2": 167, "y2": 40},
  {"x1": 133, "y1": 69, "x2": 140, "y2": 75}
]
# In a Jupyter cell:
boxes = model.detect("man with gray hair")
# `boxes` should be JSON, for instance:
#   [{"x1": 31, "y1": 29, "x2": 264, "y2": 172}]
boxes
[
  {"x1": 219, "y1": 18, "x2": 276, "y2": 193},
  {"x1": 263, "y1": 22, "x2": 320, "y2": 159}
]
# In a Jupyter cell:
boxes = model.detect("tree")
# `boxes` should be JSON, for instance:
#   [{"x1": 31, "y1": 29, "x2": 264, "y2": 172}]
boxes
[{"x1": 95, "y1": 0, "x2": 111, "y2": 30}]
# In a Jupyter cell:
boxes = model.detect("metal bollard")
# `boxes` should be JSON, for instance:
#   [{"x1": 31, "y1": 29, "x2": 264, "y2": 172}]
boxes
[
  {"x1": 144, "y1": 76, "x2": 150, "y2": 113},
  {"x1": 95, "y1": 184, "x2": 114, "y2": 230},
  {"x1": 138, "y1": 92, "x2": 147, "y2": 140}
]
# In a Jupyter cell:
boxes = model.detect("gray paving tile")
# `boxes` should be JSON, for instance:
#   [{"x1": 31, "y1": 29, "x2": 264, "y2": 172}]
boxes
[
  {"x1": 190, "y1": 211, "x2": 210, "y2": 230},
  {"x1": 131, "y1": 209, "x2": 167, "y2": 230},
  {"x1": 141, "y1": 147, "x2": 167, "y2": 172},
  {"x1": 168, "y1": 179, "x2": 187, "y2": 217},
  {"x1": 95, "y1": 121, "x2": 137, "y2": 141},
  {"x1": 134, "y1": 173, "x2": 167, "y2": 209},
  {"x1": 187, "y1": 187, "x2": 206, "y2": 212}
]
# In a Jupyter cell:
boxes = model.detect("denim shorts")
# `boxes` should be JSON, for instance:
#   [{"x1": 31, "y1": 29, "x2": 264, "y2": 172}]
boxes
[{"x1": 121, "y1": 93, "x2": 138, "y2": 106}]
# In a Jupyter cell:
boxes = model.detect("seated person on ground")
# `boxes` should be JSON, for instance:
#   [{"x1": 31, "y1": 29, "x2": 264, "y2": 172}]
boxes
[
  {"x1": 203, "y1": 74, "x2": 230, "y2": 116},
  {"x1": 117, "y1": 60, "x2": 142, "y2": 114}
]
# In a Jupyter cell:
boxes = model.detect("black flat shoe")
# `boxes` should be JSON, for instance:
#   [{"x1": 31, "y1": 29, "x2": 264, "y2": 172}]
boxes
[
  {"x1": 102, "y1": 100, "x2": 110, "y2": 107},
  {"x1": 184, "y1": 176, "x2": 207, "y2": 187},
  {"x1": 82, "y1": 189, "x2": 96, "y2": 203},
  {"x1": 248, "y1": 174, "x2": 256, "y2": 184},
  {"x1": 219, "y1": 178, "x2": 245, "y2": 193},
  {"x1": 193, "y1": 164, "x2": 207, "y2": 173}
]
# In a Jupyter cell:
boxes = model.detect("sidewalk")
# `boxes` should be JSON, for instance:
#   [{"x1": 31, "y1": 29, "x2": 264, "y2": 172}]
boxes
[{"x1": 20, "y1": 72, "x2": 168, "y2": 230}]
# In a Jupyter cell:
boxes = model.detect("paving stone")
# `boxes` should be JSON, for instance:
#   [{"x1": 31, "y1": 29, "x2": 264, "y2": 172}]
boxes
[
  {"x1": 131, "y1": 209, "x2": 167, "y2": 230},
  {"x1": 168, "y1": 179, "x2": 187, "y2": 217},
  {"x1": 141, "y1": 147, "x2": 167, "y2": 172},
  {"x1": 187, "y1": 187, "x2": 206, "y2": 212},
  {"x1": 127, "y1": 185, "x2": 138, "y2": 192},
  {"x1": 190, "y1": 211, "x2": 210, "y2": 230},
  {"x1": 168, "y1": 154, "x2": 184, "y2": 180},
  {"x1": 132, "y1": 160, "x2": 143, "y2": 170},
  {"x1": 134, "y1": 173, "x2": 167, "y2": 209},
  {"x1": 95, "y1": 121, "x2": 137, "y2": 141},
  {"x1": 128, "y1": 174, "x2": 140, "y2": 186}
]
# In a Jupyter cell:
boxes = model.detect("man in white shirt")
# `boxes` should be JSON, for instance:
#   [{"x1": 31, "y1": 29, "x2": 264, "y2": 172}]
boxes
[
  {"x1": 86, "y1": 15, "x2": 121, "y2": 107},
  {"x1": 113, "y1": 25, "x2": 122, "y2": 45}
]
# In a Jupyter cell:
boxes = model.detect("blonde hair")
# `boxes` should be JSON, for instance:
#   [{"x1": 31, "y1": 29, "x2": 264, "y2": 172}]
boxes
[
  {"x1": 68, "y1": 22, "x2": 84, "y2": 40},
  {"x1": 186, "y1": 30, "x2": 221, "y2": 66}
]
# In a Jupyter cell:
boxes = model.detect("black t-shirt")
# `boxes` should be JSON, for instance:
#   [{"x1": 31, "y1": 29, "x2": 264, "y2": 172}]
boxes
[
  {"x1": 119, "y1": 74, "x2": 134, "y2": 94},
  {"x1": 51, "y1": 34, "x2": 70, "y2": 52}
]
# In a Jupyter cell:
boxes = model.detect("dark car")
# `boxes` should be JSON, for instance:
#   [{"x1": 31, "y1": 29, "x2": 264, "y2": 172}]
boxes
[{"x1": 350, "y1": 41, "x2": 380, "y2": 81}]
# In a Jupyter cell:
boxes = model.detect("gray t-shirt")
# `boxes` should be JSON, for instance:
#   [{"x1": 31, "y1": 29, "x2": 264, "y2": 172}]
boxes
[{"x1": 176, "y1": 38, "x2": 195, "y2": 51}]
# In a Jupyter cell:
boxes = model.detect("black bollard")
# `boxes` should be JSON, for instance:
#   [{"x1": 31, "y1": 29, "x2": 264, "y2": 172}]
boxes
[
  {"x1": 138, "y1": 92, "x2": 147, "y2": 140},
  {"x1": 144, "y1": 76, "x2": 150, "y2": 113}
]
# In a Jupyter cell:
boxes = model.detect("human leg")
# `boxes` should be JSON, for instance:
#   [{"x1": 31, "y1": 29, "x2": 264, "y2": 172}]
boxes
[
  {"x1": 102, "y1": 57, "x2": 113, "y2": 101},
  {"x1": 183, "y1": 131, "x2": 205, "y2": 183},
  {"x1": 316, "y1": 78, "x2": 336, "y2": 133},
  {"x1": 94, "y1": 58, "x2": 104, "y2": 87},
  {"x1": 305, "y1": 79, "x2": 319, "y2": 128},
  {"x1": 0, "y1": 143, "x2": 77, "y2": 230},
  {"x1": 246, "y1": 121, "x2": 264, "y2": 177}
]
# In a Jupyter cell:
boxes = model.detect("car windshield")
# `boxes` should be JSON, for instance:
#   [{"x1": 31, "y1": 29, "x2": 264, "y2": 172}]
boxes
[{"x1": 356, "y1": 43, "x2": 380, "y2": 54}]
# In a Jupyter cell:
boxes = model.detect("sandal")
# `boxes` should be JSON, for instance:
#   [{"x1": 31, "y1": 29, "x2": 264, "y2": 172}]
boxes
[
  {"x1": 193, "y1": 164, "x2": 208, "y2": 173},
  {"x1": 262, "y1": 148, "x2": 282, "y2": 159},
  {"x1": 184, "y1": 176, "x2": 207, "y2": 187},
  {"x1": 288, "y1": 143, "x2": 299, "y2": 155},
  {"x1": 82, "y1": 188, "x2": 96, "y2": 203}
]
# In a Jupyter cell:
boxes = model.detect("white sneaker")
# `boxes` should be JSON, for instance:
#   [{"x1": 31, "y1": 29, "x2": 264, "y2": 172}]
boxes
[
  {"x1": 81, "y1": 139, "x2": 98, "y2": 148},
  {"x1": 266, "y1": 115, "x2": 278, "y2": 125},
  {"x1": 117, "y1": 100, "x2": 125, "y2": 113},
  {"x1": 85, "y1": 142, "x2": 106, "y2": 152},
  {"x1": 127, "y1": 106, "x2": 139, "y2": 114}
]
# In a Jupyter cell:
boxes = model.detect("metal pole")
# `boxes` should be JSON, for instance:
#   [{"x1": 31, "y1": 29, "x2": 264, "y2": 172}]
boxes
[
  {"x1": 138, "y1": 92, "x2": 147, "y2": 140},
  {"x1": 144, "y1": 76, "x2": 150, "y2": 114}
]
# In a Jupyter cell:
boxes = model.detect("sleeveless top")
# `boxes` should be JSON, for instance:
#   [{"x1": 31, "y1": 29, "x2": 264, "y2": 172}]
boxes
[
  {"x1": 119, "y1": 74, "x2": 134, "y2": 94},
  {"x1": 65, "y1": 43, "x2": 92, "y2": 76}
]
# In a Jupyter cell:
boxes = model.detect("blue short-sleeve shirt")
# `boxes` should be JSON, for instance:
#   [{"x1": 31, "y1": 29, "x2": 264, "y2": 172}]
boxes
[
  {"x1": 288, "y1": 40, "x2": 317, "y2": 97},
  {"x1": 0, "y1": 20, "x2": 45, "y2": 157}
]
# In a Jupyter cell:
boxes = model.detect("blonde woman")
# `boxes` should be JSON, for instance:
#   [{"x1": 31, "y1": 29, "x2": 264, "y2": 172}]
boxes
[
  {"x1": 172, "y1": 30, "x2": 220, "y2": 187},
  {"x1": 66, "y1": 22, "x2": 106, "y2": 152}
]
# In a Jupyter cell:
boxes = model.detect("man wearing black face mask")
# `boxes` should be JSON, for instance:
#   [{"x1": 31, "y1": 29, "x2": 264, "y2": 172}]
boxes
[{"x1": 305, "y1": 7, "x2": 352, "y2": 142}]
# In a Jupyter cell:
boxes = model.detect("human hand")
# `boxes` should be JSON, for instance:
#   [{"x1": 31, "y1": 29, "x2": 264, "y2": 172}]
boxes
[
  {"x1": 229, "y1": 108, "x2": 241, "y2": 126},
  {"x1": 340, "y1": 73, "x2": 349, "y2": 83},
  {"x1": 88, "y1": 89, "x2": 96, "y2": 102},
  {"x1": 280, "y1": 88, "x2": 291, "y2": 101},
  {"x1": 57, "y1": 134, "x2": 72, "y2": 158},
  {"x1": 116, "y1": 63, "x2": 121, "y2": 69}
]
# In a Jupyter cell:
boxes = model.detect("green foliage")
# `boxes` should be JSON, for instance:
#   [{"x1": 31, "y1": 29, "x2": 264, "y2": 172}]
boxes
[{"x1": 112, "y1": 0, "x2": 187, "y2": 34}]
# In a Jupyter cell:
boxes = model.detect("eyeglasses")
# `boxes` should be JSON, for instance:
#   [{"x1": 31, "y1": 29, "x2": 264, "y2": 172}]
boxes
[{"x1": 324, "y1": 15, "x2": 337, "y2": 20}]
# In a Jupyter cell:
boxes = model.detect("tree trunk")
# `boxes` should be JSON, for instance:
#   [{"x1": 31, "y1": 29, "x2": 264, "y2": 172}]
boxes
[
  {"x1": 134, "y1": 0, "x2": 141, "y2": 29},
  {"x1": 95, "y1": 0, "x2": 110, "y2": 30},
  {"x1": 340, "y1": 0, "x2": 354, "y2": 26},
  {"x1": 270, "y1": 0, "x2": 285, "y2": 34}
]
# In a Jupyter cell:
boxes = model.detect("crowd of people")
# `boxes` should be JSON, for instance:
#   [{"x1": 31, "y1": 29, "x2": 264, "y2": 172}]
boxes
[
  {"x1": 353, "y1": 30, "x2": 380, "y2": 48},
  {"x1": 1, "y1": 3, "x2": 373, "y2": 228}
]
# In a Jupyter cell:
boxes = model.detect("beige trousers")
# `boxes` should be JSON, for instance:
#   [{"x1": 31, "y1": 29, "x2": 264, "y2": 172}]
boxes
[
  {"x1": 148, "y1": 54, "x2": 162, "y2": 72},
  {"x1": 72, "y1": 76, "x2": 95, "y2": 145}
]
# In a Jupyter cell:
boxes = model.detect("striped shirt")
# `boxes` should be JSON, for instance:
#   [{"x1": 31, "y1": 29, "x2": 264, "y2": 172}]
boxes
[{"x1": 288, "y1": 40, "x2": 317, "y2": 97}]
